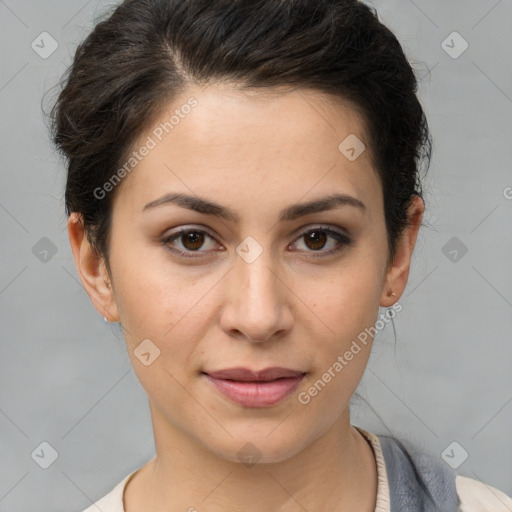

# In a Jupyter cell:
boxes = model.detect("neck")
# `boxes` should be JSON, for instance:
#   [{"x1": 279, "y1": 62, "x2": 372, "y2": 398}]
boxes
[{"x1": 125, "y1": 405, "x2": 377, "y2": 512}]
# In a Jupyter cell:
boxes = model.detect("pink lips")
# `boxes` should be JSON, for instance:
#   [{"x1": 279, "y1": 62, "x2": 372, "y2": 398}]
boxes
[{"x1": 203, "y1": 367, "x2": 306, "y2": 407}]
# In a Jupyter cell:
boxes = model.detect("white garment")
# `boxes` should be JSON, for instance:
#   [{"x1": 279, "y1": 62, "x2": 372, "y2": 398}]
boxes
[{"x1": 83, "y1": 427, "x2": 512, "y2": 512}]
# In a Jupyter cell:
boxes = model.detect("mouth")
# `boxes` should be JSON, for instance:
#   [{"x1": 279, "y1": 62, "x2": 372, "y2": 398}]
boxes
[
  {"x1": 203, "y1": 366, "x2": 307, "y2": 381},
  {"x1": 201, "y1": 367, "x2": 307, "y2": 407}
]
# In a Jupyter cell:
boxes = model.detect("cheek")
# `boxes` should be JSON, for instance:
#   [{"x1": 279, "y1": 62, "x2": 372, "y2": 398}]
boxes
[
  {"x1": 294, "y1": 261, "x2": 383, "y2": 339},
  {"x1": 291, "y1": 261, "x2": 383, "y2": 404},
  {"x1": 112, "y1": 244, "x2": 212, "y2": 339},
  {"x1": 296, "y1": 281, "x2": 378, "y2": 420}
]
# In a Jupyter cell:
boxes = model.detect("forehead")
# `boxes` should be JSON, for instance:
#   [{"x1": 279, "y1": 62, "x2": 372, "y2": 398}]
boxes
[{"x1": 112, "y1": 83, "x2": 381, "y2": 217}]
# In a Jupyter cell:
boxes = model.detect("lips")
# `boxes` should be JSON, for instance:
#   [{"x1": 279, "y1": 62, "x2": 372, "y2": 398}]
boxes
[
  {"x1": 204, "y1": 367, "x2": 306, "y2": 382},
  {"x1": 202, "y1": 367, "x2": 307, "y2": 407}
]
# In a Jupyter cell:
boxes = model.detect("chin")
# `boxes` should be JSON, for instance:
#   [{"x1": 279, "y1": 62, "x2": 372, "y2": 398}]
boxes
[{"x1": 202, "y1": 427, "x2": 309, "y2": 466}]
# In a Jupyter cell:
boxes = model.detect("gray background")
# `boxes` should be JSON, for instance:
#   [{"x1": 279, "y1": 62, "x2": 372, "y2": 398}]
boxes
[{"x1": 1, "y1": 0, "x2": 511, "y2": 510}]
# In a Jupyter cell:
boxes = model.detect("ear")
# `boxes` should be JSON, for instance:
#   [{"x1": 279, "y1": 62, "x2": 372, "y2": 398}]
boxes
[
  {"x1": 67, "y1": 212, "x2": 120, "y2": 322},
  {"x1": 380, "y1": 195, "x2": 424, "y2": 307}
]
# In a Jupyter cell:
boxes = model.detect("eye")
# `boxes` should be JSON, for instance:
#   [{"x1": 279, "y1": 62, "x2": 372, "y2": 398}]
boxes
[
  {"x1": 289, "y1": 226, "x2": 353, "y2": 258},
  {"x1": 161, "y1": 227, "x2": 220, "y2": 258}
]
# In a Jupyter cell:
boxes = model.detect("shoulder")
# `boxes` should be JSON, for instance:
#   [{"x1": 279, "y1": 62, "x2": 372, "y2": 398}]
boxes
[
  {"x1": 456, "y1": 475, "x2": 512, "y2": 512},
  {"x1": 81, "y1": 468, "x2": 138, "y2": 512}
]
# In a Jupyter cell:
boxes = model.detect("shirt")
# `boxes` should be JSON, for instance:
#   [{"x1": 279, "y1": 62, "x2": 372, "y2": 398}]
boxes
[{"x1": 82, "y1": 427, "x2": 512, "y2": 511}]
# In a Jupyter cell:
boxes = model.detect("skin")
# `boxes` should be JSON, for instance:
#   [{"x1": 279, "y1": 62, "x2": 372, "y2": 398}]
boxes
[{"x1": 68, "y1": 83, "x2": 424, "y2": 511}]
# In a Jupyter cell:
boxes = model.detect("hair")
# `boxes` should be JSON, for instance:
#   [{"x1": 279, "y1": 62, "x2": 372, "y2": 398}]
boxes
[{"x1": 47, "y1": 0, "x2": 431, "y2": 279}]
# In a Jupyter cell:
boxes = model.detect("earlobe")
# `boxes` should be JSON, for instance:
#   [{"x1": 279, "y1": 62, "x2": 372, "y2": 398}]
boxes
[
  {"x1": 380, "y1": 195, "x2": 424, "y2": 308},
  {"x1": 67, "y1": 212, "x2": 120, "y2": 322}
]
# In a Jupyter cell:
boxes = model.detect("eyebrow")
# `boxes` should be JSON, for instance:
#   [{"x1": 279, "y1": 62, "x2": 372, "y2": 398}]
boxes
[{"x1": 142, "y1": 192, "x2": 366, "y2": 222}]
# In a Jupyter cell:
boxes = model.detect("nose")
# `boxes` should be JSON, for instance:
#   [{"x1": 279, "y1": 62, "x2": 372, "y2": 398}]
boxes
[{"x1": 219, "y1": 246, "x2": 294, "y2": 343}]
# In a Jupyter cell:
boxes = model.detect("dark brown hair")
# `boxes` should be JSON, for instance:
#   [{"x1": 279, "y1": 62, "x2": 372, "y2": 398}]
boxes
[{"x1": 48, "y1": 0, "x2": 431, "y2": 277}]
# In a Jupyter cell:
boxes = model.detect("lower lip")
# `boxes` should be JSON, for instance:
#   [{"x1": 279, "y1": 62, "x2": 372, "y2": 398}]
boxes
[{"x1": 203, "y1": 374, "x2": 306, "y2": 407}]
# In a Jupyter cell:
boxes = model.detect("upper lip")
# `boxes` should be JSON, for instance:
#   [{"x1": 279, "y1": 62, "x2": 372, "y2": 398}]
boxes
[{"x1": 204, "y1": 367, "x2": 306, "y2": 382}]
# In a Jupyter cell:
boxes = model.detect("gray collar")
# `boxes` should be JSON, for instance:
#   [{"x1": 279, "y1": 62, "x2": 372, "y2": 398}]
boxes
[{"x1": 378, "y1": 435, "x2": 461, "y2": 511}]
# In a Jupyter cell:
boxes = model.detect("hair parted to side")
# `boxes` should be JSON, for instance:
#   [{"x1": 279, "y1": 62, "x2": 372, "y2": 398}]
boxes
[{"x1": 47, "y1": 0, "x2": 432, "y2": 278}]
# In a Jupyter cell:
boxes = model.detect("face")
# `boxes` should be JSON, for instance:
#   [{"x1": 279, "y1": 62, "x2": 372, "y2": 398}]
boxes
[{"x1": 70, "y1": 83, "x2": 422, "y2": 464}]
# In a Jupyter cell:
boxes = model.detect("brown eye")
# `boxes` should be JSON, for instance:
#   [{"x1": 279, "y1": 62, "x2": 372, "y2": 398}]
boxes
[
  {"x1": 303, "y1": 230, "x2": 328, "y2": 251},
  {"x1": 181, "y1": 231, "x2": 206, "y2": 250},
  {"x1": 162, "y1": 228, "x2": 219, "y2": 258},
  {"x1": 291, "y1": 226, "x2": 353, "y2": 258}
]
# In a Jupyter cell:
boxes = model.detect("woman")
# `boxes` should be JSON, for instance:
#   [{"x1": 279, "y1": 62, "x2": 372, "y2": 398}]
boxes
[{"x1": 48, "y1": 0, "x2": 512, "y2": 511}]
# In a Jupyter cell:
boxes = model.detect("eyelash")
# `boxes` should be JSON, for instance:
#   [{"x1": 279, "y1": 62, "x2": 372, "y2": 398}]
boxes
[{"x1": 161, "y1": 226, "x2": 353, "y2": 259}]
